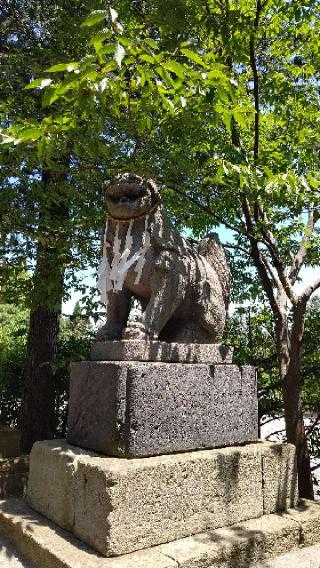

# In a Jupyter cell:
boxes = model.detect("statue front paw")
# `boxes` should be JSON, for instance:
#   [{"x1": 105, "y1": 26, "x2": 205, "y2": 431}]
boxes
[
  {"x1": 96, "y1": 323, "x2": 123, "y2": 341},
  {"x1": 122, "y1": 322, "x2": 157, "y2": 341}
]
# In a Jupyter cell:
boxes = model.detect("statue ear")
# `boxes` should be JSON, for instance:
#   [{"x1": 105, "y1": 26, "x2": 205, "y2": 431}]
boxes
[{"x1": 102, "y1": 180, "x2": 111, "y2": 200}]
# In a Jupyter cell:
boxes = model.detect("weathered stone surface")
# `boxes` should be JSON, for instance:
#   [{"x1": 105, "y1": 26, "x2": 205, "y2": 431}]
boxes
[
  {"x1": 160, "y1": 513, "x2": 301, "y2": 568},
  {"x1": 27, "y1": 441, "x2": 297, "y2": 557},
  {"x1": 0, "y1": 427, "x2": 21, "y2": 458},
  {"x1": 27, "y1": 442, "x2": 96, "y2": 530},
  {"x1": 0, "y1": 499, "x2": 177, "y2": 568},
  {"x1": 283, "y1": 499, "x2": 320, "y2": 546},
  {"x1": 261, "y1": 442, "x2": 298, "y2": 513},
  {"x1": 67, "y1": 361, "x2": 258, "y2": 457},
  {"x1": 91, "y1": 340, "x2": 233, "y2": 364},
  {"x1": 1, "y1": 498, "x2": 320, "y2": 568},
  {"x1": 97, "y1": 173, "x2": 229, "y2": 344}
]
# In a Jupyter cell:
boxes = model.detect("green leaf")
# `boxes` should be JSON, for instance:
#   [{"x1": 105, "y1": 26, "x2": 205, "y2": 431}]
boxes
[
  {"x1": 233, "y1": 110, "x2": 247, "y2": 128},
  {"x1": 216, "y1": 87, "x2": 230, "y2": 103},
  {"x1": 163, "y1": 60, "x2": 185, "y2": 78},
  {"x1": 18, "y1": 127, "x2": 42, "y2": 142},
  {"x1": 42, "y1": 87, "x2": 59, "y2": 107},
  {"x1": 81, "y1": 10, "x2": 108, "y2": 28},
  {"x1": 37, "y1": 138, "x2": 46, "y2": 160},
  {"x1": 25, "y1": 78, "x2": 53, "y2": 90},
  {"x1": 145, "y1": 38, "x2": 158, "y2": 50},
  {"x1": 180, "y1": 48, "x2": 206, "y2": 67},
  {"x1": 140, "y1": 54, "x2": 155, "y2": 64},
  {"x1": 46, "y1": 63, "x2": 78, "y2": 73},
  {"x1": 90, "y1": 32, "x2": 109, "y2": 52}
]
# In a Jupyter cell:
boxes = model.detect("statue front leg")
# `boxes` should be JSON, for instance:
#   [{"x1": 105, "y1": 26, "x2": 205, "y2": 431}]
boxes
[
  {"x1": 96, "y1": 289, "x2": 131, "y2": 341},
  {"x1": 123, "y1": 252, "x2": 188, "y2": 340}
]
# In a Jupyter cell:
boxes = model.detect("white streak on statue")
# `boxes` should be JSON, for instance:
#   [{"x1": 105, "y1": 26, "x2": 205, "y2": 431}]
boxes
[{"x1": 97, "y1": 215, "x2": 151, "y2": 303}]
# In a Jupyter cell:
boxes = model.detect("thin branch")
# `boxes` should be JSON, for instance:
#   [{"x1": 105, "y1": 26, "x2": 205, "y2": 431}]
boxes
[
  {"x1": 224, "y1": 243, "x2": 251, "y2": 256},
  {"x1": 166, "y1": 182, "x2": 251, "y2": 238},
  {"x1": 259, "y1": 250, "x2": 283, "y2": 290},
  {"x1": 249, "y1": 0, "x2": 262, "y2": 165},
  {"x1": 289, "y1": 207, "x2": 316, "y2": 284},
  {"x1": 242, "y1": 196, "x2": 281, "y2": 318},
  {"x1": 260, "y1": 415, "x2": 285, "y2": 426},
  {"x1": 253, "y1": 207, "x2": 298, "y2": 303},
  {"x1": 306, "y1": 414, "x2": 320, "y2": 438}
]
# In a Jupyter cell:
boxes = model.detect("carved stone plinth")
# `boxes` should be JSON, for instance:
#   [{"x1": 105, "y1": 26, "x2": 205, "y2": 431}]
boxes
[
  {"x1": 67, "y1": 360, "x2": 258, "y2": 457},
  {"x1": 26, "y1": 440, "x2": 298, "y2": 557}
]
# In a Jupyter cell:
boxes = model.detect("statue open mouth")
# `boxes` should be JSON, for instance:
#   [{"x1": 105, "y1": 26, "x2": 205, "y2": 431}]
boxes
[{"x1": 106, "y1": 183, "x2": 146, "y2": 205}]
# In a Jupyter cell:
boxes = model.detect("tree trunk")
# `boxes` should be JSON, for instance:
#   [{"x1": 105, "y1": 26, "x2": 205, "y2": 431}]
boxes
[
  {"x1": 21, "y1": 167, "x2": 68, "y2": 453},
  {"x1": 21, "y1": 306, "x2": 61, "y2": 452},
  {"x1": 278, "y1": 307, "x2": 314, "y2": 499}
]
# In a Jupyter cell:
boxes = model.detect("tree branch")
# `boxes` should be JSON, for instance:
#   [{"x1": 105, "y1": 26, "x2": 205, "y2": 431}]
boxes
[
  {"x1": 224, "y1": 243, "x2": 251, "y2": 256},
  {"x1": 299, "y1": 277, "x2": 320, "y2": 304},
  {"x1": 289, "y1": 207, "x2": 316, "y2": 284},
  {"x1": 249, "y1": 0, "x2": 262, "y2": 165},
  {"x1": 242, "y1": 197, "x2": 281, "y2": 318},
  {"x1": 259, "y1": 250, "x2": 283, "y2": 290},
  {"x1": 165, "y1": 181, "x2": 251, "y2": 238},
  {"x1": 305, "y1": 413, "x2": 320, "y2": 438}
]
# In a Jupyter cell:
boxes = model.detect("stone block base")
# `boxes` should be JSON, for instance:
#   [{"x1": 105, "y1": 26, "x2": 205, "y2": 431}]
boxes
[
  {"x1": 1, "y1": 498, "x2": 320, "y2": 568},
  {"x1": 0, "y1": 456, "x2": 29, "y2": 499},
  {"x1": 67, "y1": 361, "x2": 258, "y2": 457},
  {"x1": 27, "y1": 440, "x2": 297, "y2": 557}
]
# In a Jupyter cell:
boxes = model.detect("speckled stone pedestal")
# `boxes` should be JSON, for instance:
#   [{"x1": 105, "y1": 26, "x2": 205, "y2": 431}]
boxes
[
  {"x1": 67, "y1": 361, "x2": 258, "y2": 457},
  {"x1": 26, "y1": 440, "x2": 298, "y2": 558}
]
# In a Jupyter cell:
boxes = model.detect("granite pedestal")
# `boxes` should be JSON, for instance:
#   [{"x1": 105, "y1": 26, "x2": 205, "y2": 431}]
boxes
[{"x1": 67, "y1": 360, "x2": 258, "y2": 457}]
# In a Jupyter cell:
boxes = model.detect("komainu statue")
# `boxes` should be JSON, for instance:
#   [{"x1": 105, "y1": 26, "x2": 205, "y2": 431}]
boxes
[{"x1": 97, "y1": 173, "x2": 229, "y2": 343}]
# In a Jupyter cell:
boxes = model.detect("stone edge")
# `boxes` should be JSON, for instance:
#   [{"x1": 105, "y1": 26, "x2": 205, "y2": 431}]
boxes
[
  {"x1": 0, "y1": 499, "x2": 319, "y2": 568},
  {"x1": 90, "y1": 340, "x2": 234, "y2": 364}
]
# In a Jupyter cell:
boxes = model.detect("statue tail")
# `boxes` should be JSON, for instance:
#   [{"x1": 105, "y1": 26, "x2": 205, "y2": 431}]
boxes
[{"x1": 198, "y1": 232, "x2": 230, "y2": 308}]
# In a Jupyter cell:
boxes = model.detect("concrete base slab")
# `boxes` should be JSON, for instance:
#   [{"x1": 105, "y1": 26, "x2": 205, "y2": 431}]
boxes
[
  {"x1": 26, "y1": 440, "x2": 297, "y2": 557},
  {"x1": 0, "y1": 499, "x2": 320, "y2": 568},
  {"x1": 91, "y1": 340, "x2": 233, "y2": 364},
  {"x1": 67, "y1": 361, "x2": 258, "y2": 457}
]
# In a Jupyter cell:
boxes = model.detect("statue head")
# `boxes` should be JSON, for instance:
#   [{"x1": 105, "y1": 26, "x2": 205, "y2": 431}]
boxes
[{"x1": 103, "y1": 173, "x2": 160, "y2": 220}]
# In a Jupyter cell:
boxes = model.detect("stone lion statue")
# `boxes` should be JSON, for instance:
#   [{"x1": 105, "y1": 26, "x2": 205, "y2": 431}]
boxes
[{"x1": 97, "y1": 173, "x2": 229, "y2": 343}]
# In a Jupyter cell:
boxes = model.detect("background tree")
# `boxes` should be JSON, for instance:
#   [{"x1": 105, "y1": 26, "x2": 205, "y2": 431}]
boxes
[{"x1": 0, "y1": 0, "x2": 109, "y2": 450}]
